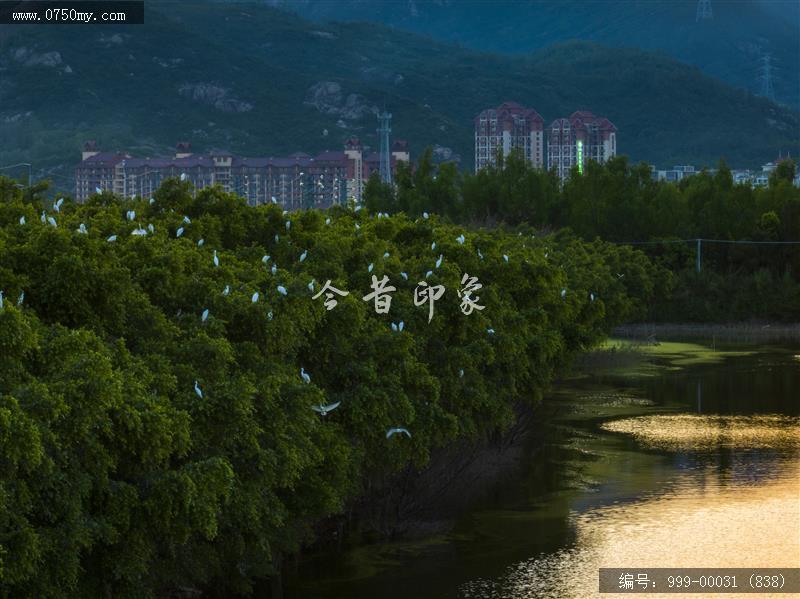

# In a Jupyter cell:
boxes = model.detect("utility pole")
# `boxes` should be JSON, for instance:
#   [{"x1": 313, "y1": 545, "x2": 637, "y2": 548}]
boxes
[
  {"x1": 696, "y1": 238, "x2": 702, "y2": 273},
  {"x1": 758, "y1": 53, "x2": 775, "y2": 101},
  {"x1": 696, "y1": 0, "x2": 712, "y2": 21},
  {"x1": 377, "y1": 111, "x2": 393, "y2": 185}
]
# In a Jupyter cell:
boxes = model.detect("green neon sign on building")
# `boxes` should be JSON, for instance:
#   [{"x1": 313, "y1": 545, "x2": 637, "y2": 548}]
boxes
[{"x1": 576, "y1": 140, "x2": 584, "y2": 174}]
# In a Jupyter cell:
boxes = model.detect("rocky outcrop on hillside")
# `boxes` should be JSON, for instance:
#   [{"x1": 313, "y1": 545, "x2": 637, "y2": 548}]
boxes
[
  {"x1": 304, "y1": 81, "x2": 378, "y2": 120},
  {"x1": 178, "y1": 83, "x2": 253, "y2": 113}
]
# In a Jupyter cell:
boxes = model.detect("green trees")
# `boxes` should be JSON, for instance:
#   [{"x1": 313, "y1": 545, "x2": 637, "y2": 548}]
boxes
[{"x1": 0, "y1": 178, "x2": 656, "y2": 596}]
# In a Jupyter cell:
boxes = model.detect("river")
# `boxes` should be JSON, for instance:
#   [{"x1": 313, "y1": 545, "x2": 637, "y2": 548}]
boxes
[{"x1": 284, "y1": 342, "x2": 800, "y2": 598}]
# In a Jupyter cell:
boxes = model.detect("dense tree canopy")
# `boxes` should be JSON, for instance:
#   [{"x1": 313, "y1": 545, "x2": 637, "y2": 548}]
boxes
[{"x1": 0, "y1": 178, "x2": 660, "y2": 596}]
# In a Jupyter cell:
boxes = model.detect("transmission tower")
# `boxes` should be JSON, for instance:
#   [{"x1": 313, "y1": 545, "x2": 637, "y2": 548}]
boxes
[
  {"x1": 377, "y1": 111, "x2": 392, "y2": 185},
  {"x1": 758, "y1": 53, "x2": 775, "y2": 101},
  {"x1": 696, "y1": 0, "x2": 712, "y2": 21}
]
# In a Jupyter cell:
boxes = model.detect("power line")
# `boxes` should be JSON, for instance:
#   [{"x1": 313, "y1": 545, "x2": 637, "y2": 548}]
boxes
[{"x1": 758, "y1": 53, "x2": 775, "y2": 101}]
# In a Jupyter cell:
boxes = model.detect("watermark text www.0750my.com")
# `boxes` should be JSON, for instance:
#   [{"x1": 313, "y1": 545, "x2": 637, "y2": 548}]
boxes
[{"x1": 0, "y1": 1, "x2": 144, "y2": 24}]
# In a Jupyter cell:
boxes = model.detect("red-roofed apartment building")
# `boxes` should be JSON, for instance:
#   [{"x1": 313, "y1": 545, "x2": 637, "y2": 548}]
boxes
[
  {"x1": 75, "y1": 139, "x2": 410, "y2": 209},
  {"x1": 474, "y1": 102, "x2": 545, "y2": 172},
  {"x1": 547, "y1": 111, "x2": 617, "y2": 181}
]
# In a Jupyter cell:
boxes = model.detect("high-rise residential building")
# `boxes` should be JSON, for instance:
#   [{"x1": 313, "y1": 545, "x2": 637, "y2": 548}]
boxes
[
  {"x1": 474, "y1": 102, "x2": 544, "y2": 172},
  {"x1": 547, "y1": 111, "x2": 617, "y2": 181},
  {"x1": 75, "y1": 139, "x2": 410, "y2": 207}
]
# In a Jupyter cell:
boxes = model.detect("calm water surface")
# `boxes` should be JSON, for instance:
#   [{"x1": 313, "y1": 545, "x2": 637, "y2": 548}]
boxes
[{"x1": 285, "y1": 346, "x2": 800, "y2": 598}]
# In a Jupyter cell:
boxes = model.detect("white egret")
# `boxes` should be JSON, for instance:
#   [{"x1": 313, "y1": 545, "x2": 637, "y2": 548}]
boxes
[
  {"x1": 422, "y1": 212, "x2": 429, "y2": 219},
  {"x1": 355, "y1": 223, "x2": 360, "y2": 230},
  {"x1": 400, "y1": 272, "x2": 408, "y2": 281},
  {"x1": 391, "y1": 323, "x2": 398, "y2": 332},
  {"x1": 308, "y1": 280, "x2": 315, "y2": 292},
  {"x1": 386, "y1": 427, "x2": 411, "y2": 439},
  {"x1": 477, "y1": 249, "x2": 484, "y2": 260},
  {"x1": 425, "y1": 270, "x2": 433, "y2": 278},
  {"x1": 271, "y1": 264, "x2": 277, "y2": 275},
  {"x1": 77, "y1": 223, "x2": 87, "y2": 234},
  {"x1": 213, "y1": 250, "x2": 219, "y2": 267},
  {"x1": 251, "y1": 292, "x2": 259, "y2": 303},
  {"x1": 95, "y1": 186, "x2": 102, "y2": 194},
  {"x1": 354, "y1": 204, "x2": 363, "y2": 212},
  {"x1": 126, "y1": 210, "x2": 135, "y2": 221},
  {"x1": 180, "y1": 173, "x2": 187, "y2": 181},
  {"x1": 325, "y1": 217, "x2": 331, "y2": 225},
  {"x1": 300, "y1": 367, "x2": 311, "y2": 384},
  {"x1": 271, "y1": 195, "x2": 277, "y2": 204},
  {"x1": 456, "y1": 234, "x2": 465, "y2": 245},
  {"x1": 282, "y1": 210, "x2": 288, "y2": 216},
  {"x1": 54, "y1": 198, "x2": 64, "y2": 212},
  {"x1": 17, "y1": 291, "x2": 24, "y2": 306},
  {"x1": 459, "y1": 369, "x2": 464, "y2": 378},
  {"x1": 274, "y1": 234, "x2": 280, "y2": 242},
  {"x1": 131, "y1": 227, "x2": 147, "y2": 236},
  {"x1": 223, "y1": 285, "x2": 230, "y2": 296},
  {"x1": 431, "y1": 241, "x2": 436, "y2": 250},
  {"x1": 19, "y1": 215, "x2": 25, "y2": 225},
  {"x1": 183, "y1": 215, "x2": 191, "y2": 224},
  {"x1": 194, "y1": 380, "x2": 203, "y2": 398},
  {"x1": 176, "y1": 227, "x2": 184, "y2": 238},
  {"x1": 312, "y1": 402, "x2": 340, "y2": 416},
  {"x1": 617, "y1": 273, "x2": 625, "y2": 279},
  {"x1": 277, "y1": 285, "x2": 288, "y2": 296},
  {"x1": 201, "y1": 309, "x2": 209, "y2": 322},
  {"x1": 399, "y1": 321, "x2": 404, "y2": 331},
  {"x1": 262, "y1": 255, "x2": 270, "y2": 264},
  {"x1": 503, "y1": 254, "x2": 509, "y2": 263},
  {"x1": 147, "y1": 224, "x2": 155, "y2": 234},
  {"x1": 267, "y1": 310, "x2": 273, "y2": 320},
  {"x1": 561, "y1": 288, "x2": 567, "y2": 299},
  {"x1": 383, "y1": 252, "x2": 390, "y2": 259},
  {"x1": 299, "y1": 250, "x2": 307, "y2": 262},
  {"x1": 0, "y1": 290, "x2": 3, "y2": 310},
  {"x1": 435, "y1": 254, "x2": 443, "y2": 268},
  {"x1": 149, "y1": 197, "x2": 155, "y2": 205},
  {"x1": 106, "y1": 234, "x2": 117, "y2": 242},
  {"x1": 197, "y1": 239, "x2": 204, "y2": 247},
  {"x1": 47, "y1": 216, "x2": 57, "y2": 227},
  {"x1": 368, "y1": 263, "x2": 374, "y2": 273},
  {"x1": 40, "y1": 211, "x2": 46, "y2": 224},
  {"x1": 285, "y1": 220, "x2": 291, "y2": 231},
  {"x1": 487, "y1": 328, "x2": 495, "y2": 334},
  {"x1": 590, "y1": 292, "x2": 596, "y2": 302}
]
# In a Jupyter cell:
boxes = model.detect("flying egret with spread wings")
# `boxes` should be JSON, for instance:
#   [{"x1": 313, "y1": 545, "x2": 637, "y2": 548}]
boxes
[
  {"x1": 386, "y1": 427, "x2": 411, "y2": 439},
  {"x1": 312, "y1": 402, "x2": 340, "y2": 416}
]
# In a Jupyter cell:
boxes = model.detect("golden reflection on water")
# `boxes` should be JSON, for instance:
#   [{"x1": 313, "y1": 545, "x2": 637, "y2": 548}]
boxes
[
  {"x1": 461, "y1": 415, "x2": 800, "y2": 599},
  {"x1": 601, "y1": 414, "x2": 800, "y2": 451}
]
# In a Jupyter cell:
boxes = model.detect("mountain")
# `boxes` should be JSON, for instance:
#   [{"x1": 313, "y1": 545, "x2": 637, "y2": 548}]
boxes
[
  {"x1": 0, "y1": 0, "x2": 797, "y2": 188},
  {"x1": 271, "y1": 0, "x2": 800, "y2": 109}
]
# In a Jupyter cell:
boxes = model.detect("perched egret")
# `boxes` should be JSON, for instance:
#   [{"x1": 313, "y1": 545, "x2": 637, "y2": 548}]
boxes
[
  {"x1": 459, "y1": 369, "x2": 464, "y2": 378},
  {"x1": 147, "y1": 224, "x2": 155, "y2": 234},
  {"x1": 54, "y1": 198, "x2": 64, "y2": 212},
  {"x1": 47, "y1": 216, "x2": 57, "y2": 227},
  {"x1": 183, "y1": 215, "x2": 191, "y2": 224},
  {"x1": 477, "y1": 249, "x2": 484, "y2": 260},
  {"x1": 176, "y1": 227, "x2": 184, "y2": 238},
  {"x1": 262, "y1": 255, "x2": 270, "y2": 264},
  {"x1": 435, "y1": 254, "x2": 443, "y2": 269},
  {"x1": 386, "y1": 427, "x2": 411, "y2": 439},
  {"x1": 18, "y1": 215, "x2": 25, "y2": 225},
  {"x1": 126, "y1": 210, "x2": 135, "y2": 221},
  {"x1": 423, "y1": 212, "x2": 429, "y2": 219},
  {"x1": 251, "y1": 292, "x2": 259, "y2": 303},
  {"x1": 355, "y1": 223, "x2": 360, "y2": 230},
  {"x1": 180, "y1": 173, "x2": 187, "y2": 181},
  {"x1": 197, "y1": 239, "x2": 204, "y2": 247},
  {"x1": 274, "y1": 234, "x2": 280, "y2": 242},
  {"x1": 201, "y1": 309, "x2": 209, "y2": 322},
  {"x1": 106, "y1": 235, "x2": 117, "y2": 242},
  {"x1": 431, "y1": 241, "x2": 436, "y2": 251},
  {"x1": 487, "y1": 328, "x2": 495, "y2": 334},
  {"x1": 300, "y1": 367, "x2": 311, "y2": 384},
  {"x1": 561, "y1": 288, "x2": 567, "y2": 299},
  {"x1": 213, "y1": 250, "x2": 219, "y2": 267},
  {"x1": 503, "y1": 254, "x2": 509, "y2": 263},
  {"x1": 425, "y1": 270, "x2": 433, "y2": 278},
  {"x1": 194, "y1": 380, "x2": 203, "y2": 398},
  {"x1": 308, "y1": 280, "x2": 315, "y2": 292},
  {"x1": 383, "y1": 252, "x2": 390, "y2": 259},
  {"x1": 400, "y1": 272, "x2": 408, "y2": 281},
  {"x1": 131, "y1": 227, "x2": 147, "y2": 236},
  {"x1": 590, "y1": 293, "x2": 596, "y2": 302},
  {"x1": 456, "y1": 234, "x2": 465, "y2": 245},
  {"x1": 368, "y1": 263, "x2": 374, "y2": 273},
  {"x1": 391, "y1": 323, "x2": 398, "y2": 332},
  {"x1": 267, "y1": 310, "x2": 273, "y2": 320},
  {"x1": 271, "y1": 264, "x2": 277, "y2": 275},
  {"x1": 271, "y1": 195, "x2": 277, "y2": 204},
  {"x1": 149, "y1": 197, "x2": 155, "y2": 205},
  {"x1": 299, "y1": 250, "x2": 307, "y2": 262},
  {"x1": 399, "y1": 321, "x2": 404, "y2": 331},
  {"x1": 223, "y1": 285, "x2": 230, "y2": 296},
  {"x1": 77, "y1": 223, "x2": 87, "y2": 234},
  {"x1": 285, "y1": 220, "x2": 291, "y2": 231},
  {"x1": 0, "y1": 290, "x2": 3, "y2": 310},
  {"x1": 17, "y1": 291, "x2": 24, "y2": 306},
  {"x1": 325, "y1": 217, "x2": 331, "y2": 225},
  {"x1": 277, "y1": 285, "x2": 288, "y2": 296},
  {"x1": 282, "y1": 210, "x2": 288, "y2": 216},
  {"x1": 95, "y1": 186, "x2": 102, "y2": 194},
  {"x1": 354, "y1": 204, "x2": 363, "y2": 212},
  {"x1": 312, "y1": 402, "x2": 340, "y2": 416}
]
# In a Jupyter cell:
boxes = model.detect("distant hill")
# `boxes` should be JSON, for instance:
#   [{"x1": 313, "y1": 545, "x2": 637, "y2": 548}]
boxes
[
  {"x1": 0, "y1": 0, "x2": 797, "y2": 189},
  {"x1": 271, "y1": 0, "x2": 800, "y2": 109}
]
